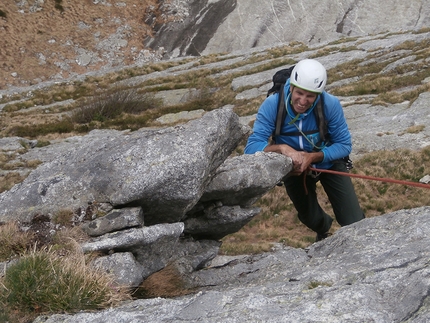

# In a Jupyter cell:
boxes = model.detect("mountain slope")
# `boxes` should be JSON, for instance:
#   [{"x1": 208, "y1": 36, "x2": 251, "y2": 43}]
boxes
[
  {"x1": 0, "y1": 0, "x2": 157, "y2": 88},
  {"x1": 1, "y1": 0, "x2": 429, "y2": 90}
]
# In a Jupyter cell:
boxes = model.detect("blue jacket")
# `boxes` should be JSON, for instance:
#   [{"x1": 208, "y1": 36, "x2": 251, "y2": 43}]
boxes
[{"x1": 244, "y1": 80, "x2": 352, "y2": 169}]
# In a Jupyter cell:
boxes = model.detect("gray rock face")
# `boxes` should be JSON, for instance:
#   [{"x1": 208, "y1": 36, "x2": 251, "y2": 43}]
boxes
[
  {"x1": 34, "y1": 207, "x2": 430, "y2": 322},
  {"x1": 146, "y1": 0, "x2": 430, "y2": 57},
  {"x1": 0, "y1": 107, "x2": 251, "y2": 224},
  {"x1": 92, "y1": 252, "x2": 144, "y2": 288},
  {"x1": 2, "y1": 13, "x2": 430, "y2": 322},
  {"x1": 81, "y1": 207, "x2": 144, "y2": 237},
  {"x1": 184, "y1": 205, "x2": 261, "y2": 240},
  {"x1": 81, "y1": 223, "x2": 184, "y2": 254},
  {"x1": 82, "y1": 223, "x2": 185, "y2": 280},
  {"x1": 0, "y1": 137, "x2": 37, "y2": 151},
  {"x1": 200, "y1": 152, "x2": 291, "y2": 206},
  {"x1": 144, "y1": 0, "x2": 237, "y2": 57},
  {"x1": 0, "y1": 106, "x2": 293, "y2": 291},
  {"x1": 345, "y1": 91, "x2": 430, "y2": 158}
]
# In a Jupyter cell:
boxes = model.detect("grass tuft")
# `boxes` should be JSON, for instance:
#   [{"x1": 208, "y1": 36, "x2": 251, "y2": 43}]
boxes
[
  {"x1": 0, "y1": 247, "x2": 131, "y2": 319},
  {"x1": 0, "y1": 222, "x2": 34, "y2": 261},
  {"x1": 52, "y1": 209, "x2": 75, "y2": 227},
  {"x1": 8, "y1": 119, "x2": 75, "y2": 138},
  {"x1": 133, "y1": 264, "x2": 194, "y2": 299},
  {"x1": 0, "y1": 172, "x2": 27, "y2": 193}
]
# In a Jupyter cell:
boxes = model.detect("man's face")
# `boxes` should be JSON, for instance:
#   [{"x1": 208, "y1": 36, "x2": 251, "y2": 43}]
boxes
[{"x1": 290, "y1": 86, "x2": 318, "y2": 114}]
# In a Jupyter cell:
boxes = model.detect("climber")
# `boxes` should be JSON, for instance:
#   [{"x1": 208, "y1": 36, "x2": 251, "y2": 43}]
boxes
[{"x1": 245, "y1": 58, "x2": 365, "y2": 241}]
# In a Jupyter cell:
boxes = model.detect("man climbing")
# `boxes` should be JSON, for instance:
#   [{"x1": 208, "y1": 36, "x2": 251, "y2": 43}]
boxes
[{"x1": 245, "y1": 58, "x2": 365, "y2": 241}]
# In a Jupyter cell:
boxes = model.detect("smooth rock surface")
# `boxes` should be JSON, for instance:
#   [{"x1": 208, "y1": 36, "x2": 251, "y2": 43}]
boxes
[{"x1": 34, "y1": 207, "x2": 430, "y2": 323}]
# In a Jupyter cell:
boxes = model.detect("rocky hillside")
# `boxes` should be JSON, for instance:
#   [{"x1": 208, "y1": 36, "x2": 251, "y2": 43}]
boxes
[
  {"x1": 0, "y1": 2, "x2": 430, "y2": 322},
  {"x1": 1, "y1": 0, "x2": 429, "y2": 89},
  {"x1": 0, "y1": 0, "x2": 158, "y2": 89},
  {"x1": 33, "y1": 206, "x2": 430, "y2": 322},
  {"x1": 0, "y1": 26, "x2": 430, "y2": 323}
]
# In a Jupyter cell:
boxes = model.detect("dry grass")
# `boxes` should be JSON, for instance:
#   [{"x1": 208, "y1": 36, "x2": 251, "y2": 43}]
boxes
[
  {"x1": 0, "y1": 172, "x2": 26, "y2": 193},
  {"x1": 0, "y1": 0, "x2": 158, "y2": 88},
  {"x1": 0, "y1": 247, "x2": 131, "y2": 322},
  {"x1": 351, "y1": 147, "x2": 430, "y2": 216},
  {"x1": 0, "y1": 224, "x2": 128, "y2": 322},
  {"x1": 0, "y1": 222, "x2": 34, "y2": 261},
  {"x1": 405, "y1": 124, "x2": 425, "y2": 134},
  {"x1": 51, "y1": 209, "x2": 76, "y2": 228},
  {"x1": 0, "y1": 150, "x2": 43, "y2": 193},
  {"x1": 133, "y1": 264, "x2": 195, "y2": 299},
  {"x1": 220, "y1": 184, "x2": 333, "y2": 254}
]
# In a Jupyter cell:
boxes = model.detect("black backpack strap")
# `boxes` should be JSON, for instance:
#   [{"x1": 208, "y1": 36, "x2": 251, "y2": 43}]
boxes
[
  {"x1": 274, "y1": 84, "x2": 286, "y2": 138},
  {"x1": 314, "y1": 96, "x2": 327, "y2": 143}
]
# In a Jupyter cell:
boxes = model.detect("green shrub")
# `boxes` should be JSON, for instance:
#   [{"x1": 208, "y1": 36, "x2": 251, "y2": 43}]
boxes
[
  {"x1": 0, "y1": 249, "x2": 130, "y2": 314},
  {"x1": 0, "y1": 9, "x2": 7, "y2": 18}
]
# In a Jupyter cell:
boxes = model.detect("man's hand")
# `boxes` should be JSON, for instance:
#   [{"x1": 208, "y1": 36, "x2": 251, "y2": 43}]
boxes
[{"x1": 264, "y1": 144, "x2": 324, "y2": 175}]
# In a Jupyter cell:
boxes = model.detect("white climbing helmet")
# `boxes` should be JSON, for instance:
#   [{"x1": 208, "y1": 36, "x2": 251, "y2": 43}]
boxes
[{"x1": 290, "y1": 59, "x2": 327, "y2": 93}]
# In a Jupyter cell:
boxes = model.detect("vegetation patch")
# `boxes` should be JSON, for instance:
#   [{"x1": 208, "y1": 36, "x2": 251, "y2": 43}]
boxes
[
  {"x1": 0, "y1": 248, "x2": 130, "y2": 321},
  {"x1": 7, "y1": 119, "x2": 75, "y2": 138},
  {"x1": 133, "y1": 264, "x2": 195, "y2": 299},
  {"x1": 0, "y1": 222, "x2": 33, "y2": 262},
  {"x1": 405, "y1": 124, "x2": 425, "y2": 134},
  {"x1": 308, "y1": 281, "x2": 333, "y2": 289},
  {"x1": 0, "y1": 221, "x2": 128, "y2": 322},
  {"x1": 0, "y1": 172, "x2": 27, "y2": 193},
  {"x1": 71, "y1": 87, "x2": 161, "y2": 124},
  {"x1": 52, "y1": 209, "x2": 75, "y2": 227},
  {"x1": 2, "y1": 35, "x2": 429, "y2": 140}
]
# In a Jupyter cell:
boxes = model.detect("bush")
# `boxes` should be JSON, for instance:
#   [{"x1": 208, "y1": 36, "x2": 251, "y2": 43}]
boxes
[
  {"x1": 72, "y1": 88, "x2": 161, "y2": 124},
  {"x1": 0, "y1": 9, "x2": 6, "y2": 18},
  {"x1": 0, "y1": 248, "x2": 130, "y2": 315}
]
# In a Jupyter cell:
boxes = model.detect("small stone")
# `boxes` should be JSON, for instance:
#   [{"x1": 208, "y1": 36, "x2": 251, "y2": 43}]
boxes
[{"x1": 419, "y1": 175, "x2": 430, "y2": 184}]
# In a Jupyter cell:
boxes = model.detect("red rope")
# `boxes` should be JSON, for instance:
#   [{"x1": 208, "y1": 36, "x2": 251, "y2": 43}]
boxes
[{"x1": 308, "y1": 167, "x2": 430, "y2": 189}]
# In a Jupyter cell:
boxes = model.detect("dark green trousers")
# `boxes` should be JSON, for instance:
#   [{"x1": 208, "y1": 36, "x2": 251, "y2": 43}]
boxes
[{"x1": 284, "y1": 161, "x2": 365, "y2": 234}]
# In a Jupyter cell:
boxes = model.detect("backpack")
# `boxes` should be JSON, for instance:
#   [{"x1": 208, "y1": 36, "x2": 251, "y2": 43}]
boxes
[{"x1": 267, "y1": 66, "x2": 328, "y2": 150}]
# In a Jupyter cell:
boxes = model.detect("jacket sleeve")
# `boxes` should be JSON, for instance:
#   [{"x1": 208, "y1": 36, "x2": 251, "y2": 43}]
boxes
[
  {"x1": 244, "y1": 95, "x2": 278, "y2": 154},
  {"x1": 321, "y1": 94, "x2": 352, "y2": 162}
]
